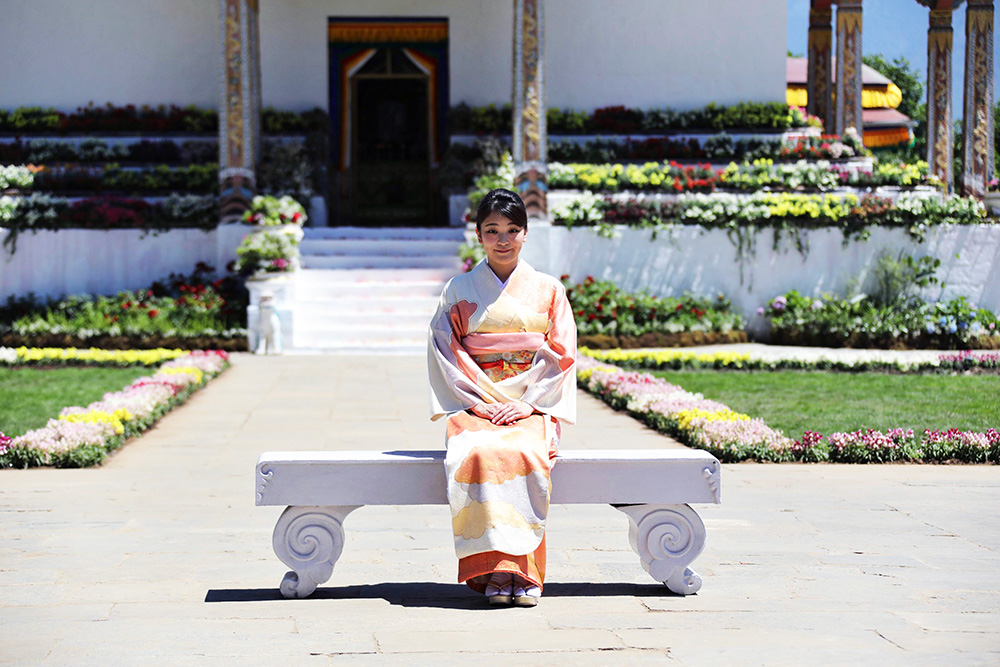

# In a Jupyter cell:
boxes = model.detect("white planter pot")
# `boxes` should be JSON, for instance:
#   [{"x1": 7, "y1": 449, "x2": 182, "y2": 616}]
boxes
[{"x1": 982, "y1": 192, "x2": 1000, "y2": 215}]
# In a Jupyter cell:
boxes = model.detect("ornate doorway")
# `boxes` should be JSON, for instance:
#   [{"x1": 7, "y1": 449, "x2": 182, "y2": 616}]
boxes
[
  {"x1": 351, "y1": 49, "x2": 430, "y2": 225},
  {"x1": 328, "y1": 18, "x2": 449, "y2": 226}
]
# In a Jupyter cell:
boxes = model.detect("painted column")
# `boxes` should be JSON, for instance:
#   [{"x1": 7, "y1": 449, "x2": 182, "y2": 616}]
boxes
[
  {"x1": 961, "y1": 0, "x2": 995, "y2": 197},
  {"x1": 834, "y1": 0, "x2": 864, "y2": 140},
  {"x1": 219, "y1": 0, "x2": 262, "y2": 221},
  {"x1": 807, "y1": 0, "x2": 834, "y2": 132},
  {"x1": 926, "y1": 6, "x2": 955, "y2": 191},
  {"x1": 512, "y1": 0, "x2": 547, "y2": 220}
]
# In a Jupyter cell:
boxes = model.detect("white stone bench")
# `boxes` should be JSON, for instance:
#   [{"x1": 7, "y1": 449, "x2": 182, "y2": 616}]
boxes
[{"x1": 256, "y1": 449, "x2": 721, "y2": 598}]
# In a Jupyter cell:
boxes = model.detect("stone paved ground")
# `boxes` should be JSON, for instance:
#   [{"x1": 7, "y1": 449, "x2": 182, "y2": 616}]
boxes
[{"x1": 1, "y1": 354, "x2": 998, "y2": 665}]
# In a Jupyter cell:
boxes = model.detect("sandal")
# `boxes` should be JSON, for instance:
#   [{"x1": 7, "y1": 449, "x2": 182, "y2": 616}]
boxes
[
  {"x1": 512, "y1": 582, "x2": 541, "y2": 607},
  {"x1": 485, "y1": 573, "x2": 513, "y2": 606}
]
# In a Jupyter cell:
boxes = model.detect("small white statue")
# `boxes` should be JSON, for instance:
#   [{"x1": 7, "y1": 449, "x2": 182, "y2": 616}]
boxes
[{"x1": 256, "y1": 290, "x2": 283, "y2": 355}]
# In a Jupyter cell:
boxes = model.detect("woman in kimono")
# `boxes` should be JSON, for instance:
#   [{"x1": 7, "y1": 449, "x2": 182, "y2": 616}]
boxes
[{"x1": 428, "y1": 188, "x2": 576, "y2": 607}]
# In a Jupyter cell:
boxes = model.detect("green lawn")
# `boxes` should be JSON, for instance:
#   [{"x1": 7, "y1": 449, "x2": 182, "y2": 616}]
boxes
[
  {"x1": 652, "y1": 370, "x2": 1000, "y2": 438},
  {"x1": 0, "y1": 367, "x2": 149, "y2": 438}
]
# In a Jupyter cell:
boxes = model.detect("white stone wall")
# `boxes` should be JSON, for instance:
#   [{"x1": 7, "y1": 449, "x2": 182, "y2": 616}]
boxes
[
  {"x1": 519, "y1": 224, "x2": 1000, "y2": 337},
  {"x1": 0, "y1": 0, "x2": 220, "y2": 109},
  {"x1": 0, "y1": 225, "x2": 250, "y2": 300},
  {"x1": 1, "y1": 0, "x2": 785, "y2": 112}
]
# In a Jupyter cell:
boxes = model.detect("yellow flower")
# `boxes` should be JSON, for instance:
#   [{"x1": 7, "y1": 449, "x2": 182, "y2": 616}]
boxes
[{"x1": 59, "y1": 408, "x2": 133, "y2": 435}]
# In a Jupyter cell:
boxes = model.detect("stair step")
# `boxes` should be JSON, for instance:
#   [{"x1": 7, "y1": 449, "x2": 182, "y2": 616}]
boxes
[
  {"x1": 300, "y1": 238, "x2": 463, "y2": 256},
  {"x1": 295, "y1": 267, "x2": 459, "y2": 282},
  {"x1": 297, "y1": 311, "x2": 433, "y2": 328},
  {"x1": 295, "y1": 282, "x2": 446, "y2": 300},
  {"x1": 301, "y1": 255, "x2": 462, "y2": 270},
  {"x1": 294, "y1": 295, "x2": 440, "y2": 310},
  {"x1": 304, "y1": 226, "x2": 467, "y2": 241}
]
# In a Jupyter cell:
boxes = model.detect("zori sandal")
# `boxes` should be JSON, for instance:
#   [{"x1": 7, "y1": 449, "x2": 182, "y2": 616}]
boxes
[
  {"x1": 512, "y1": 583, "x2": 541, "y2": 607},
  {"x1": 485, "y1": 573, "x2": 513, "y2": 606}
]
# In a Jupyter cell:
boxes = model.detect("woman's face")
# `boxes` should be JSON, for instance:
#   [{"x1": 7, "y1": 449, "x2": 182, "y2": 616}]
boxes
[{"x1": 477, "y1": 212, "x2": 526, "y2": 275}]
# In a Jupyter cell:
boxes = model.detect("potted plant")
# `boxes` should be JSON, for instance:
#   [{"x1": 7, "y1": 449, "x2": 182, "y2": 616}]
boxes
[
  {"x1": 234, "y1": 229, "x2": 300, "y2": 280},
  {"x1": 241, "y1": 195, "x2": 307, "y2": 242},
  {"x1": 983, "y1": 178, "x2": 1000, "y2": 215}
]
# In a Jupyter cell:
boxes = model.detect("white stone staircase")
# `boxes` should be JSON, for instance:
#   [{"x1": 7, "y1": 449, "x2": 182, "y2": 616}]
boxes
[{"x1": 290, "y1": 227, "x2": 467, "y2": 353}]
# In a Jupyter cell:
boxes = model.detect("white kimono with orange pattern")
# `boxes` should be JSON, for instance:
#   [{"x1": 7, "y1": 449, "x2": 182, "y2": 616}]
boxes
[{"x1": 427, "y1": 259, "x2": 576, "y2": 592}]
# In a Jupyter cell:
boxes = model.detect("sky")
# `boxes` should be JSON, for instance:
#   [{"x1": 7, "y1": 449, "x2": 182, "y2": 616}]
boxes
[{"x1": 786, "y1": 0, "x2": 998, "y2": 111}]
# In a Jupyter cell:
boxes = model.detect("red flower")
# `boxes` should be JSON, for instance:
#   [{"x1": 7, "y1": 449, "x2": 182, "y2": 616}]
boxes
[
  {"x1": 148, "y1": 309, "x2": 159, "y2": 318},
  {"x1": 122, "y1": 302, "x2": 131, "y2": 309}
]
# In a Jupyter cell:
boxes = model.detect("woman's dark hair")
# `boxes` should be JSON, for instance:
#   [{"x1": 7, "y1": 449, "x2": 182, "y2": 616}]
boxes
[{"x1": 475, "y1": 188, "x2": 528, "y2": 230}]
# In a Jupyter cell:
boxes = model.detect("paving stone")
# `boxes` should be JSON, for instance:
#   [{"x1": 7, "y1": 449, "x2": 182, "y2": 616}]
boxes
[{"x1": 1, "y1": 353, "x2": 998, "y2": 664}]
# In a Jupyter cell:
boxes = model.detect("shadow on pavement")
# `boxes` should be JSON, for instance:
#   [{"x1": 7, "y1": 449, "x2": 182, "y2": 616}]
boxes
[{"x1": 206, "y1": 581, "x2": 678, "y2": 609}]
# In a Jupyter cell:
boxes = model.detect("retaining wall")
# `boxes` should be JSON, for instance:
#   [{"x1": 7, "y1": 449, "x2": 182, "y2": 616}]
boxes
[
  {"x1": 519, "y1": 224, "x2": 1000, "y2": 337},
  {"x1": 0, "y1": 224, "x2": 251, "y2": 300}
]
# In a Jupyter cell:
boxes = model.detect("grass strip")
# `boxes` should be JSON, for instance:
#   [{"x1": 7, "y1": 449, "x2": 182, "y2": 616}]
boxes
[
  {"x1": 0, "y1": 367, "x2": 149, "y2": 437},
  {"x1": 650, "y1": 370, "x2": 1000, "y2": 437}
]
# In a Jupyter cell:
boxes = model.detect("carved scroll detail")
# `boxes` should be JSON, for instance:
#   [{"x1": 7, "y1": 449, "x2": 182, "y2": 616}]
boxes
[
  {"x1": 272, "y1": 505, "x2": 360, "y2": 598},
  {"x1": 615, "y1": 503, "x2": 707, "y2": 595}
]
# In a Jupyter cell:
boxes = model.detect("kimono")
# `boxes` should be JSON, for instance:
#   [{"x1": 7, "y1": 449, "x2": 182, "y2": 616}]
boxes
[{"x1": 428, "y1": 259, "x2": 577, "y2": 592}]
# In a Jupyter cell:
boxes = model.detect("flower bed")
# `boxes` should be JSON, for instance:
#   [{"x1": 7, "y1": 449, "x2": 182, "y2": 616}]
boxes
[
  {"x1": 0, "y1": 138, "x2": 217, "y2": 166},
  {"x1": 553, "y1": 192, "x2": 988, "y2": 243},
  {"x1": 577, "y1": 356, "x2": 798, "y2": 463},
  {"x1": 564, "y1": 276, "x2": 744, "y2": 338},
  {"x1": 1, "y1": 263, "x2": 249, "y2": 349},
  {"x1": 0, "y1": 350, "x2": 229, "y2": 468},
  {"x1": 1, "y1": 193, "x2": 219, "y2": 252},
  {"x1": 763, "y1": 290, "x2": 1000, "y2": 350},
  {"x1": 25, "y1": 163, "x2": 219, "y2": 195},
  {"x1": 580, "y1": 347, "x2": 1000, "y2": 373},
  {"x1": 0, "y1": 103, "x2": 328, "y2": 135},
  {"x1": 450, "y1": 101, "x2": 816, "y2": 135},
  {"x1": 577, "y1": 356, "x2": 1000, "y2": 464},
  {"x1": 546, "y1": 159, "x2": 936, "y2": 195},
  {"x1": 1, "y1": 347, "x2": 188, "y2": 367}
]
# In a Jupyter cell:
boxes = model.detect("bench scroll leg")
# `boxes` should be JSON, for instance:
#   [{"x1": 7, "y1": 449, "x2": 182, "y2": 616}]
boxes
[
  {"x1": 272, "y1": 505, "x2": 360, "y2": 599},
  {"x1": 614, "y1": 503, "x2": 707, "y2": 595}
]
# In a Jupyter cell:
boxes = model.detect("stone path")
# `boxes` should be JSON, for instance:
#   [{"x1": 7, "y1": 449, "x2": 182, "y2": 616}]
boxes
[{"x1": 1, "y1": 354, "x2": 998, "y2": 665}]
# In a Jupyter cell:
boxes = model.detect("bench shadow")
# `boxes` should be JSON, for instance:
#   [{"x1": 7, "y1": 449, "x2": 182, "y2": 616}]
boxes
[{"x1": 205, "y1": 581, "x2": 678, "y2": 609}]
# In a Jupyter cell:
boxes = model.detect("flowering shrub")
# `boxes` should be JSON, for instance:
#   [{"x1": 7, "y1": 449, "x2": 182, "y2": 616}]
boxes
[
  {"x1": 241, "y1": 195, "x2": 307, "y2": 227},
  {"x1": 791, "y1": 429, "x2": 1000, "y2": 464},
  {"x1": 564, "y1": 277, "x2": 744, "y2": 337},
  {"x1": 719, "y1": 159, "x2": 937, "y2": 192},
  {"x1": 1, "y1": 347, "x2": 186, "y2": 367},
  {"x1": 1, "y1": 193, "x2": 219, "y2": 253},
  {"x1": 577, "y1": 356, "x2": 1000, "y2": 464},
  {"x1": 552, "y1": 192, "x2": 988, "y2": 244},
  {"x1": 27, "y1": 163, "x2": 218, "y2": 195},
  {"x1": 549, "y1": 162, "x2": 717, "y2": 194},
  {"x1": 0, "y1": 138, "x2": 216, "y2": 166},
  {"x1": 0, "y1": 165, "x2": 34, "y2": 190},
  {"x1": 234, "y1": 230, "x2": 299, "y2": 276},
  {"x1": 577, "y1": 356, "x2": 796, "y2": 463},
  {"x1": 0, "y1": 103, "x2": 328, "y2": 135},
  {"x1": 458, "y1": 242, "x2": 485, "y2": 273},
  {"x1": 2, "y1": 263, "x2": 248, "y2": 343},
  {"x1": 763, "y1": 290, "x2": 1000, "y2": 349},
  {"x1": 580, "y1": 346, "x2": 1000, "y2": 373},
  {"x1": 0, "y1": 350, "x2": 229, "y2": 468},
  {"x1": 451, "y1": 101, "x2": 811, "y2": 134}
]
